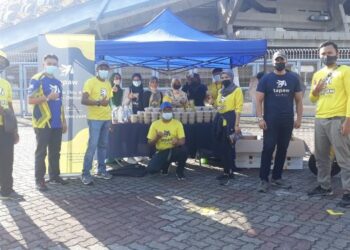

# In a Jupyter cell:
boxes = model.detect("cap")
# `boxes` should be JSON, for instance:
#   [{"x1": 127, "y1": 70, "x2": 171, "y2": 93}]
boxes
[
  {"x1": 0, "y1": 50, "x2": 9, "y2": 69},
  {"x1": 160, "y1": 102, "x2": 172, "y2": 110},
  {"x1": 272, "y1": 51, "x2": 287, "y2": 61},
  {"x1": 96, "y1": 60, "x2": 110, "y2": 68}
]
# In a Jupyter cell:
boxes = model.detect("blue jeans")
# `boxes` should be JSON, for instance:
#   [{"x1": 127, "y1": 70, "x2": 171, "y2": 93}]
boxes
[{"x1": 82, "y1": 120, "x2": 111, "y2": 176}]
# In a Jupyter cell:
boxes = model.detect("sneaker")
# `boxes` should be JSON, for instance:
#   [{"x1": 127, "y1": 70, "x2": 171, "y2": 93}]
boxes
[
  {"x1": 7, "y1": 191, "x2": 24, "y2": 200},
  {"x1": 36, "y1": 181, "x2": 48, "y2": 191},
  {"x1": 95, "y1": 172, "x2": 113, "y2": 180},
  {"x1": 216, "y1": 173, "x2": 234, "y2": 180},
  {"x1": 48, "y1": 177, "x2": 68, "y2": 185},
  {"x1": 176, "y1": 172, "x2": 186, "y2": 181},
  {"x1": 338, "y1": 193, "x2": 350, "y2": 208},
  {"x1": 271, "y1": 179, "x2": 292, "y2": 189},
  {"x1": 307, "y1": 185, "x2": 333, "y2": 196},
  {"x1": 81, "y1": 175, "x2": 94, "y2": 185},
  {"x1": 258, "y1": 180, "x2": 269, "y2": 193},
  {"x1": 219, "y1": 174, "x2": 230, "y2": 186}
]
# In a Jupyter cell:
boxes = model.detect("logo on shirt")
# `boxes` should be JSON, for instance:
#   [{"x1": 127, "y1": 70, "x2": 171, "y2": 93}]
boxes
[
  {"x1": 163, "y1": 130, "x2": 170, "y2": 137},
  {"x1": 100, "y1": 88, "x2": 107, "y2": 98},
  {"x1": 276, "y1": 80, "x2": 287, "y2": 88},
  {"x1": 0, "y1": 87, "x2": 4, "y2": 96},
  {"x1": 49, "y1": 84, "x2": 60, "y2": 94},
  {"x1": 273, "y1": 79, "x2": 290, "y2": 96}
]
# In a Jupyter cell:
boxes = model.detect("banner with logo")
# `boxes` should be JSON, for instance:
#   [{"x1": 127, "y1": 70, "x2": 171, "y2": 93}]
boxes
[{"x1": 38, "y1": 34, "x2": 95, "y2": 174}]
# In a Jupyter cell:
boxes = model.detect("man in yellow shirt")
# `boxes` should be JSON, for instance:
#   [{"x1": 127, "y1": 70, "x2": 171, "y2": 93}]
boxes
[
  {"x1": 147, "y1": 102, "x2": 187, "y2": 180},
  {"x1": 81, "y1": 61, "x2": 113, "y2": 185},
  {"x1": 207, "y1": 68, "x2": 223, "y2": 105},
  {"x1": 0, "y1": 51, "x2": 20, "y2": 199},
  {"x1": 307, "y1": 41, "x2": 350, "y2": 208}
]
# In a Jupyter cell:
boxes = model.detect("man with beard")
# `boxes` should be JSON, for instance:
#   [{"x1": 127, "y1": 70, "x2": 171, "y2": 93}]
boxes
[
  {"x1": 256, "y1": 51, "x2": 303, "y2": 193},
  {"x1": 307, "y1": 41, "x2": 350, "y2": 208}
]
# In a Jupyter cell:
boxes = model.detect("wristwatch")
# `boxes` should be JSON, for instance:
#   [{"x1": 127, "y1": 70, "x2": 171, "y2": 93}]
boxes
[
  {"x1": 256, "y1": 117, "x2": 264, "y2": 122},
  {"x1": 96, "y1": 100, "x2": 101, "y2": 106}
]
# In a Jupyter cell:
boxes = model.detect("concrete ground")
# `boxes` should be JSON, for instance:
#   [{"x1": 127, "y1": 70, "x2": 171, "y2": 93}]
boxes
[{"x1": 0, "y1": 118, "x2": 349, "y2": 250}]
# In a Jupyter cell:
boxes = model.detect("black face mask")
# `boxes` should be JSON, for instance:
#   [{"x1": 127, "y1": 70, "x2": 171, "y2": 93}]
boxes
[
  {"x1": 222, "y1": 79, "x2": 231, "y2": 88},
  {"x1": 321, "y1": 55, "x2": 337, "y2": 66},
  {"x1": 191, "y1": 80, "x2": 198, "y2": 85},
  {"x1": 274, "y1": 62, "x2": 285, "y2": 71},
  {"x1": 173, "y1": 84, "x2": 181, "y2": 90}
]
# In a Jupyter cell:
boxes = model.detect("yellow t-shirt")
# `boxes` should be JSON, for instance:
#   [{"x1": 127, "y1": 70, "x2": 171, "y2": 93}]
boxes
[
  {"x1": 216, "y1": 87, "x2": 243, "y2": 114},
  {"x1": 310, "y1": 65, "x2": 350, "y2": 118},
  {"x1": 0, "y1": 78, "x2": 12, "y2": 126},
  {"x1": 83, "y1": 77, "x2": 112, "y2": 120},
  {"x1": 147, "y1": 119, "x2": 185, "y2": 151},
  {"x1": 208, "y1": 81, "x2": 222, "y2": 101}
]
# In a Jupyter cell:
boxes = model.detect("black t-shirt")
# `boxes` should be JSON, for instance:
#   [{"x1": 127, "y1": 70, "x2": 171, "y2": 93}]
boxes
[
  {"x1": 257, "y1": 71, "x2": 301, "y2": 119},
  {"x1": 182, "y1": 82, "x2": 207, "y2": 106}
]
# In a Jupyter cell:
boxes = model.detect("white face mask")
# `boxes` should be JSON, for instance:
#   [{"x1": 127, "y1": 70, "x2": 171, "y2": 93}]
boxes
[
  {"x1": 162, "y1": 112, "x2": 173, "y2": 120},
  {"x1": 133, "y1": 80, "x2": 141, "y2": 87},
  {"x1": 212, "y1": 75, "x2": 220, "y2": 82},
  {"x1": 98, "y1": 70, "x2": 109, "y2": 80},
  {"x1": 45, "y1": 65, "x2": 58, "y2": 75},
  {"x1": 114, "y1": 79, "x2": 121, "y2": 85}
]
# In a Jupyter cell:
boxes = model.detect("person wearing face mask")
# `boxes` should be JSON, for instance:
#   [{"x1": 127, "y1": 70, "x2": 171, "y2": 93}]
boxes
[
  {"x1": 147, "y1": 102, "x2": 187, "y2": 180},
  {"x1": 163, "y1": 78, "x2": 188, "y2": 108},
  {"x1": 0, "y1": 51, "x2": 21, "y2": 200},
  {"x1": 110, "y1": 73, "x2": 129, "y2": 108},
  {"x1": 81, "y1": 61, "x2": 113, "y2": 185},
  {"x1": 128, "y1": 73, "x2": 144, "y2": 114},
  {"x1": 213, "y1": 70, "x2": 243, "y2": 186},
  {"x1": 143, "y1": 76, "x2": 163, "y2": 108},
  {"x1": 256, "y1": 51, "x2": 303, "y2": 193},
  {"x1": 182, "y1": 73, "x2": 207, "y2": 106},
  {"x1": 307, "y1": 41, "x2": 350, "y2": 208},
  {"x1": 206, "y1": 68, "x2": 223, "y2": 105},
  {"x1": 28, "y1": 54, "x2": 68, "y2": 191}
]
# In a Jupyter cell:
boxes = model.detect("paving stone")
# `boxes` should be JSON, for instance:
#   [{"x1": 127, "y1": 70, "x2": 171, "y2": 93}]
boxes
[{"x1": 0, "y1": 120, "x2": 347, "y2": 249}]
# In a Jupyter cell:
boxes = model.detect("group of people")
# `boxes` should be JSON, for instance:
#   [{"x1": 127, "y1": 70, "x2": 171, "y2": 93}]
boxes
[{"x1": 0, "y1": 40, "x2": 349, "y2": 208}]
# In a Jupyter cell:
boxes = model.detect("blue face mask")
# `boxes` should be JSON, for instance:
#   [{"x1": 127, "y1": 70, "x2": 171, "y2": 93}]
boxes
[
  {"x1": 162, "y1": 112, "x2": 173, "y2": 120},
  {"x1": 98, "y1": 70, "x2": 109, "y2": 80},
  {"x1": 45, "y1": 65, "x2": 58, "y2": 75}
]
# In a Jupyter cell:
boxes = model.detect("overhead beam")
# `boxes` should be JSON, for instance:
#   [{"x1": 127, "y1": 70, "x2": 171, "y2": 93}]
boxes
[{"x1": 217, "y1": 0, "x2": 244, "y2": 25}]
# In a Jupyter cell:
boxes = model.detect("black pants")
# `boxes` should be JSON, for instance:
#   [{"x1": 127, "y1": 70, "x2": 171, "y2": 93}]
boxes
[
  {"x1": 0, "y1": 126, "x2": 14, "y2": 196},
  {"x1": 259, "y1": 117, "x2": 294, "y2": 181},
  {"x1": 147, "y1": 146, "x2": 188, "y2": 175},
  {"x1": 219, "y1": 136, "x2": 236, "y2": 174},
  {"x1": 34, "y1": 128, "x2": 62, "y2": 183}
]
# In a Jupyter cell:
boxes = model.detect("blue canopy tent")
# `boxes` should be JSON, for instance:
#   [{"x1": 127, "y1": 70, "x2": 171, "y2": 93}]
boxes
[{"x1": 95, "y1": 9, "x2": 267, "y2": 73}]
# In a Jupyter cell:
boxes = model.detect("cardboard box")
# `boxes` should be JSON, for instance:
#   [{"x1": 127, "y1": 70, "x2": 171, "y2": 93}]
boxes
[{"x1": 235, "y1": 137, "x2": 305, "y2": 169}]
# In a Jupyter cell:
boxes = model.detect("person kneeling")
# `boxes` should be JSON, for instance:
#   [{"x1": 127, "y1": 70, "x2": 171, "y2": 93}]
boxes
[{"x1": 147, "y1": 102, "x2": 187, "y2": 180}]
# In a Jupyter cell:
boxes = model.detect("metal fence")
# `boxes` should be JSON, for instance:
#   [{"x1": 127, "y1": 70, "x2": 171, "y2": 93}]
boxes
[{"x1": 3, "y1": 49, "x2": 350, "y2": 117}]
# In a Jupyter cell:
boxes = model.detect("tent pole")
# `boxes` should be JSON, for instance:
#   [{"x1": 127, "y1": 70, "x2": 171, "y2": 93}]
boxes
[{"x1": 263, "y1": 54, "x2": 267, "y2": 73}]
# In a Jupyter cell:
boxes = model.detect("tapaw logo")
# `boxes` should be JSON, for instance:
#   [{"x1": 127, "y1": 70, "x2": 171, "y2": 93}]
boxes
[{"x1": 276, "y1": 80, "x2": 287, "y2": 88}]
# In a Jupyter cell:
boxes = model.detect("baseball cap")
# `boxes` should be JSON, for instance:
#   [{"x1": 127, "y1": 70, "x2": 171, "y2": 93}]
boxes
[
  {"x1": 272, "y1": 51, "x2": 287, "y2": 61},
  {"x1": 160, "y1": 102, "x2": 172, "y2": 110}
]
